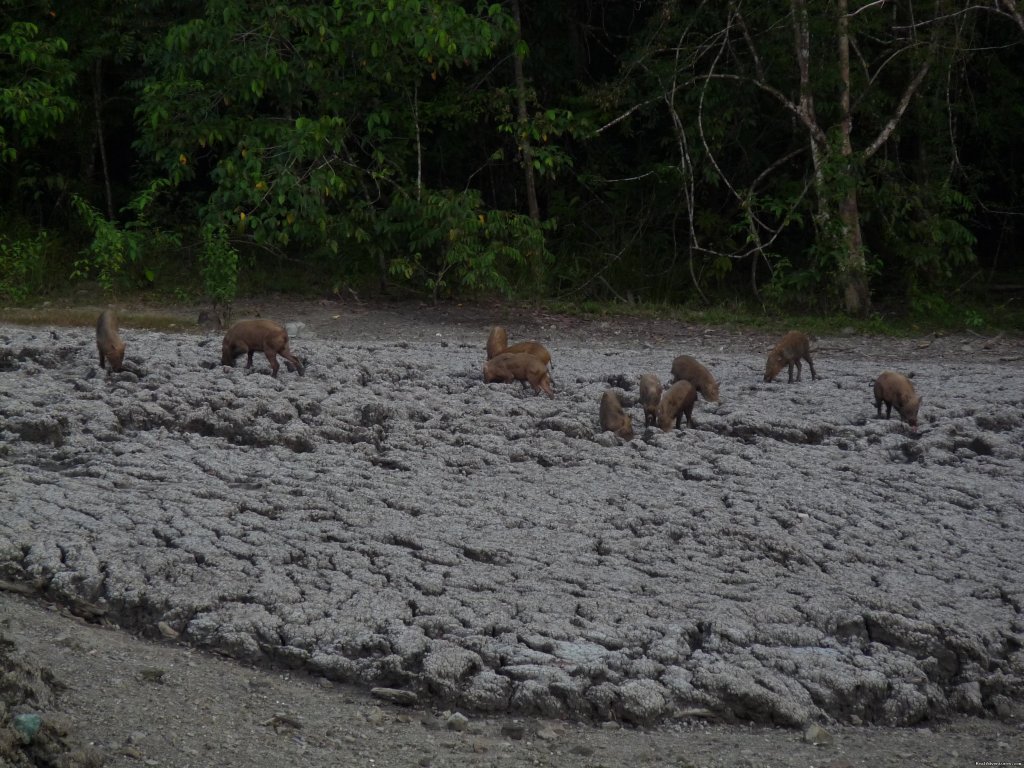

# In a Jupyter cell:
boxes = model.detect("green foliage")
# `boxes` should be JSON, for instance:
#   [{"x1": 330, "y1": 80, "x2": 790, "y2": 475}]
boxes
[
  {"x1": 70, "y1": 180, "x2": 180, "y2": 294},
  {"x1": 199, "y1": 226, "x2": 239, "y2": 309},
  {"x1": 0, "y1": 19, "x2": 75, "y2": 162},
  {"x1": 498, "y1": 107, "x2": 579, "y2": 179},
  {"x1": 71, "y1": 194, "x2": 138, "y2": 293},
  {"x1": 874, "y1": 175, "x2": 977, "y2": 291},
  {"x1": 383, "y1": 188, "x2": 545, "y2": 299},
  {"x1": 0, "y1": 232, "x2": 47, "y2": 300},
  {"x1": 134, "y1": 0, "x2": 517, "y2": 272}
]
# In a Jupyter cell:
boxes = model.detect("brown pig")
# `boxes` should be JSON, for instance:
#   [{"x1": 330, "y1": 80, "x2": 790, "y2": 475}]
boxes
[
  {"x1": 221, "y1": 319, "x2": 304, "y2": 377},
  {"x1": 873, "y1": 371, "x2": 923, "y2": 432},
  {"x1": 483, "y1": 352, "x2": 554, "y2": 397},
  {"x1": 96, "y1": 309, "x2": 126, "y2": 372},
  {"x1": 638, "y1": 373, "x2": 663, "y2": 427},
  {"x1": 486, "y1": 325, "x2": 508, "y2": 360},
  {"x1": 599, "y1": 390, "x2": 634, "y2": 441},
  {"x1": 764, "y1": 331, "x2": 818, "y2": 383},
  {"x1": 503, "y1": 340, "x2": 552, "y2": 369},
  {"x1": 670, "y1": 355, "x2": 720, "y2": 402},
  {"x1": 656, "y1": 380, "x2": 698, "y2": 432}
]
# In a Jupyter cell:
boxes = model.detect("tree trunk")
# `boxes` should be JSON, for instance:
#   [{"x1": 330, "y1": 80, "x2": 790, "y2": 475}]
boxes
[
  {"x1": 510, "y1": 0, "x2": 540, "y2": 225},
  {"x1": 836, "y1": 0, "x2": 869, "y2": 315},
  {"x1": 93, "y1": 59, "x2": 115, "y2": 220},
  {"x1": 793, "y1": 0, "x2": 870, "y2": 315},
  {"x1": 509, "y1": 0, "x2": 542, "y2": 290}
]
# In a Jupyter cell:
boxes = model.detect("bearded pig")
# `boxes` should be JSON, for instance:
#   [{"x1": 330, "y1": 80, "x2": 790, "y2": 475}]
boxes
[
  {"x1": 503, "y1": 340, "x2": 552, "y2": 369},
  {"x1": 873, "y1": 371, "x2": 923, "y2": 432},
  {"x1": 670, "y1": 355, "x2": 720, "y2": 402},
  {"x1": 96, "y1": 309, "x2": 126, "y2": 372},
  {"x1": 483, "y1": 352, "x2": 554, "y2": 397},
  {"x1": 656, "y1": 380, "x2": 698, "y2": 432},
  {"x1": 599, "y1": 390, "x2": 634, "y2": 441},
  {"x1": 638, "y1": 373, "x2": 662, "y2": 427},
  {"x1": 764, "y1": 331, "x2": 817, "y2": 383},
  {"x1": 221, "y1": 319, "x2": 304, "y2": 377}
]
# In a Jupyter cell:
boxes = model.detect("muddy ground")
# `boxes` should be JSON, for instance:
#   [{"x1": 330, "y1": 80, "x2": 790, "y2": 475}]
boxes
[{"x1": 0, "y1": 298, "x2": 1022, "y2": 766}]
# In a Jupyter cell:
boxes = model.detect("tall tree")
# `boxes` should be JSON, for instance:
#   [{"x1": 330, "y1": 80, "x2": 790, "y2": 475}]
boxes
[{"x1": 591, "y1": 1, "x2": 957, "y2": 314}]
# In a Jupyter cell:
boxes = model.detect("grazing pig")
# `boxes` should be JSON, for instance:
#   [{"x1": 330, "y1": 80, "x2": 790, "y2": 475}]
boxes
[
  {"x1": 873, "y1": 371, "x2": 923, "y2": 432},
  {"x1": 503, "y1": 340, "x2": 552, "y2": 369},
  {"x1": 486, "y1": 325, "x2": 508, "y2": 360},
  {"x1": 221, "y1": 319, "x2": 304, "y2": 377},
  {"x1": 483, "y1": 352, "x2": 554, "y2": 397},
  {"x1": 599, "y1": 390, "x2": 634, "y2": 441},
  {"x1": 638, "y1": 373, "x2": 663, "y2": 427},
  {"x1": 96, "y1": 309, "x2": 126, "y2": 372},
  {"x1": 764, "y1": 331, "x2": 818, "y2": 383},
  {"x1": 670, "y1": 355, "x2": 720, "y2": 402},
  {"x1": 656, "y1": 380, "x2": 698, "y2": 432}
]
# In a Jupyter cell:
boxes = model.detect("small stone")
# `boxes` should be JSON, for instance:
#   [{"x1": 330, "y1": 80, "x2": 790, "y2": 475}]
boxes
[
  {"x1": 420, "y1": 715, "x2": 445, "y2": 731},
  {"x1": 371, "y1": 687, "x2": 418, "y2": 706},
  {"x1": 571, "y1": 744, "x2": 595, "y2": 756},
  {"x1": 536, "y1": 726, "x2": 559, "y2": 741},
  {"x1": 601, "y1": 721, "x2": 621, "y2": 730},
  {"x1": 992, "y1": 694, "x2": 1014, "y2": 720},
  {"x1": 262, "y1": 713, "x2": 303, "y2": 731},
  {"x1": 803, "y1": 723, "x2": 833, "y2": 746},
  {"x1": 139, "y1": 667, "x2": 166, "y2": 684},
  {"x1": 365, "y1": 706, "x2": 386, "y2": 725},
  {"x1": 13, "y1": 713, "x2": 42, "y2": 744},
  {"x1": 501, "y1": 724, "x2": 526, "y2": 740},
  {"x1": 446, "y1": 712, "x2": 470, "y2": 732}
]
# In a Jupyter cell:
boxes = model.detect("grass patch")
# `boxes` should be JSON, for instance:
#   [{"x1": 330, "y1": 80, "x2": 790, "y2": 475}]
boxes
[{"x1": 541, "y1": 296, "x2": 1024, "y2": 337}]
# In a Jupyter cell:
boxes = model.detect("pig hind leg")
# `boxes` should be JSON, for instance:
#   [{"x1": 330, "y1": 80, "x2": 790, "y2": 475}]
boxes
[
  {"x1": 805, "y1": 353, "x2": 818, "y2": 380},
  {"x1": 263, "y1": 349, "x2": 281, "y2": 377}
]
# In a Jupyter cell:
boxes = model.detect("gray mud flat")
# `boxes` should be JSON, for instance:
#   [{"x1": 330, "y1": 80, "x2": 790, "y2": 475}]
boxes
[{"x1": 1, "y1": 321, "x2": 1022, "y2": 728}]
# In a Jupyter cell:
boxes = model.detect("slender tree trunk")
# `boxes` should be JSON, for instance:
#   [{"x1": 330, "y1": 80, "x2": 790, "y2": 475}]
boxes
[
  {"x1": 509, "y1": 0, "x2": 542, "y2": 290},
  {"x1": 836, "y1": 0, "x2": 869, "y2": 315},
  {"x1": 792, "y1": 0, "x2": 870, "y2": 315},
  {"x1": 1000, "y1": 0, "x2": 1024, "y2": 34},
  {"x1": 93, "y1": 59, "x2": 115, "y2": 220},
  {"x1": 412, "y1": 84, "x2": 422, "y2": 201},
  {"x1": 510, "y1": 0, "x2": 540, "y2": 225}
]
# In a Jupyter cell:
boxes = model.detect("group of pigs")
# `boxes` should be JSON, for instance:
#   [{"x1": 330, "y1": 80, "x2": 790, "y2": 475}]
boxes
[
  {"x1": 96, "y1": 310, "x2": 922, "y2": 442},
  {"x1": 481, "y1": 325, "x2": 922, "y2": 442},
  {"x1": 96, "y1": 310, "x2": 305, "y2": 378}
]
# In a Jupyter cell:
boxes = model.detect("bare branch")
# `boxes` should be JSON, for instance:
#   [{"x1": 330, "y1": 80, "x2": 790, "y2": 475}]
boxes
[
  {"x1": 591, "y1": 97, "x2": 661, "y2": 137},
  {"x1": 862, "y1": 55, "x2": 931, "y2": 160},
  {"x1": 847, "y1": 0, "x2": 891, "y2": 18}
]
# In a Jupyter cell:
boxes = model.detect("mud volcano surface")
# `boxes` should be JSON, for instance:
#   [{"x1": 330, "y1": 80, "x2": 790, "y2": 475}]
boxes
[{"x1": 1, "y1": 308, "x2": 1022, "y2": 727}]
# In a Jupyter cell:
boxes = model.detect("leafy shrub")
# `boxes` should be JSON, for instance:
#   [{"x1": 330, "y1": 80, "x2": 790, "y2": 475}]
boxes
[
  {"x1": 199, "y1": 226, "x2": 239, "y2": 321},
  {"x1": 381, "y1": 189, "x2": 547, "y2": 299},
  {"x1": 0, "y1": 232, "x2": 47, "y2": 301},
  {"x1": 70, "y1": 181, "x2": 179, "y2": 293}
]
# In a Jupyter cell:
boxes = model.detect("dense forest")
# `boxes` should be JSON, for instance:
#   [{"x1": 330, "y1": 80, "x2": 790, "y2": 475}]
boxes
[{"x1": 2, "y1": 0, "x2": 1022, "y2": 320}]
